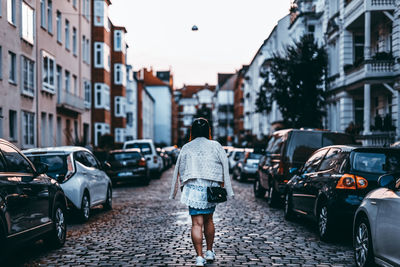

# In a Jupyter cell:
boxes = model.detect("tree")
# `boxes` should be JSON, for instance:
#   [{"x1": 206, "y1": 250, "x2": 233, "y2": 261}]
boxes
[{"x1": 256, "y1": 34, "x2": 327, "y2": 128}]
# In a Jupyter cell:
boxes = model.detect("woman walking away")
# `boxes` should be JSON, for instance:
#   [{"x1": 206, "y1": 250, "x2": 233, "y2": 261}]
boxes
[{"x1": 169, "y1": 118, "x2": 234, "y2": 267}]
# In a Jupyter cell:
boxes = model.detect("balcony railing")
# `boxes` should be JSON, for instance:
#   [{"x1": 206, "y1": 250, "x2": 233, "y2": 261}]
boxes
[
  {"x1": 57, "y1": 91, "x2": 85, "y2": 114},
  {"x1": 344, "y1": 60, "x2": 395, "y2": 85},
  {"x1": 356, "y1": 131, "x2": 396, "y2": 147},
  {"x1": 345, "y1": 0, "x2": 395, "y2": 27}
]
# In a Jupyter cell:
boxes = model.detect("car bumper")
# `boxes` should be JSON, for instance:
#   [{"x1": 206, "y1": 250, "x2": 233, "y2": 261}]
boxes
[
  {"x1": 109, "y1": 168, "x2": 148, "y2": 181},
  {"x1": 328, "y1": 193, "x2": 364, "y2": 223}
]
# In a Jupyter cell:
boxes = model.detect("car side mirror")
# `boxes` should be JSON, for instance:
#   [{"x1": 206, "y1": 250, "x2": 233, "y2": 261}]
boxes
[
  {"x1": 35, "y1": 162, "x2": 48, "y2": 176},
  {"x1": 289, "y1": 168, "x2": 298, "y2": 175},
  {"x1": 378, "y1": 174, "x2": 396, "y2": 190},
  {"x1": 102, "y1": 161, "x2": 111, "y2": 170}
]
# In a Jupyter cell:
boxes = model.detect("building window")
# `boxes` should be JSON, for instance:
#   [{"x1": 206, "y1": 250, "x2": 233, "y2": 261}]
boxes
[
  {"x1": 22, "y1": 2, "x2": 35, "y2": 44},
  {"x1": 114, "y1": 128, "x2": 126, "y2": 143},
  {"x1": 84, "y1": 80, "x2": 91, "y2": 108},
  {"x1": 7, "y1": 0, "x2": 16, "y2": 24},
  {"x1": 21, "y1": 56, "x2": 35, "y2": 96},
  {"x1": 47, "y1": 0, "x2": 53, "y2": 33},
  {"x1": 114, "y1": 96, "x2": 126, "y2": 117},
  {"x1": 85, "y1": 0, "x2": 90, "y2": 19},
  {"x1": 8, "y1": 51, "x2": 16, "y2": 84},
  {"x1": 82, "y1": 35, "x2": 86, "y2": 61},
  {"x1": 114, "y1": 64, "x2": 126, "y2": 85},
  {"x1": 94, "y1": 0, "x2": 105, "y2": 27},
  {"x1": 22, "y1": 111, "x2": 35, "y2": 147},
  {"x1": 40, "y1": 0, "x2": 46, "y2": 28},
  {"x1": 86, "y1": 39, "x2": 90, "y2": 63},
  {"x1": 73, "y1": 75, "x2": 77, "y2": 95},
  {"x1": 42, "y1": 52, "x2": 55, "y2": 93},
  {"x1": 94, "y1": 42, "x2": 110, "y2": 71},
  {"x1": 73, "y1": 0, "x2": 77, "y2": 8},
  {"x1": 94, "y1": 123, "x2": 110, "y2": 146},
  {"x1": 65, "y1": 70, "x2": 70, "y2": 92},
  {"x1": 56, "y1": 65, "x2": 62, "y2": 96},
  {"x1": 56, "y1": 11, "x2": 62, "y2": 43},
  {"x1": 0, "y1": 108, "x2": 3, "y2": 138},
  {"x1": 9, "y1": 110, "x2": 17, "y2": 141},
  {"x1": 72, "y1": 27, "x2": 77, "y2": 55},
  {"x1": 41, "y1": 112, "x2": 47, "y2": 146},
  {"x1": 48, "y1": 114, "x2": 53, "y2": 147},
  {"x1": 114, "y1": 31, "x2": 122, "y2": 51},
  {"x1": 94, "y1": 83, "x2": 110, "y2": 110},
  {"x1": 354, "y1": 35, "x2": 364, "y2": 63},
  {"x1": 65, "y1": 20, "x2": 70, "y2": 50}
]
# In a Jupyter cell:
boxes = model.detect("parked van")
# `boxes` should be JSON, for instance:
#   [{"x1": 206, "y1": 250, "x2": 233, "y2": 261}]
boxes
[
  {"x1": 123, "y1": 139, "x2": 163, "y2": 178},
  {"x1": 254, "y1": 129, "x2": 356, "y2": 206}
]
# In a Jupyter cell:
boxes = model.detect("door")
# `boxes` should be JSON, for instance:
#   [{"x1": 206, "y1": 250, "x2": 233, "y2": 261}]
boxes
[
  {"x1": 1, "y1": 144, "x2": 50, "y2": 231},
  {"x1": 84, "y1": 152, "x2": 108, "y2": 203},
  {"x1": 74, "y1": 151, "x2": 99, "y2": 204},
  {"x1": 291, "y1": 149, "x2": 328, "y2": 214},
  {"x1": 374, "y1": 188, "x2": 400, "y2": 265}
]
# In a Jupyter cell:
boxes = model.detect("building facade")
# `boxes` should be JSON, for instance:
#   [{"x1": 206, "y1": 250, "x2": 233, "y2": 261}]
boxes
[{"x1": 126, "y1": 65, "x2": 137, "y2": 141}]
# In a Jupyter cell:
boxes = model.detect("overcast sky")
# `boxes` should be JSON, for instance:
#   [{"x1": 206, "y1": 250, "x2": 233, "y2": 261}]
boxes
[{"x1": 109, "y1": 0, "x2": 290, "y2": 88}]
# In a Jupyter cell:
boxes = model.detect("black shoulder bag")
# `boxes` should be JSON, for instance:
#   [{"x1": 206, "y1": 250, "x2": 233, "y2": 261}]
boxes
[{"x1": 207, "y1": 186, "x2": 227, "y2": 203}]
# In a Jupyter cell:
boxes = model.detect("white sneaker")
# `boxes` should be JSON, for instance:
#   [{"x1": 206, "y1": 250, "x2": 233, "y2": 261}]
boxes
[
  {"x1": 195, "y1": 256, "x2": 206, "y2": 266},
  {"x1": 205, "y1": 250, "x2": 216, "y2": 262}
]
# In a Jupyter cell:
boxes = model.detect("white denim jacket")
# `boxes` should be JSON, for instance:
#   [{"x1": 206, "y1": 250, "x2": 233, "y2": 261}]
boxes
[{"x1": 169, "y1": 137, "x2": 234, "y2": 199}]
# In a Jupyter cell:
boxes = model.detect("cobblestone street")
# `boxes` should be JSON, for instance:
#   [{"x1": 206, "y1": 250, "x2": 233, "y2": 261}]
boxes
[{"x1": 9, "y1": 168, "x2": 355, "y2": 266}]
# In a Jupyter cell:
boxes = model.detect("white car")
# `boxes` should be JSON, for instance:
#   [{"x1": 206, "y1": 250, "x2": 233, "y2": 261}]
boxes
[
  {"x1": 23, "y1": 146, "x2": 112, "y2": 222},
  {"x1": 123, "y1": 139, "x2": 163, "y2": 178}
]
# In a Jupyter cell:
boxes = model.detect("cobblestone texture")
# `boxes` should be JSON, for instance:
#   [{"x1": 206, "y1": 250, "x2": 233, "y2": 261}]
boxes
[{"x1": 8, "y1": 168, "x2": 355, "y2": 266}]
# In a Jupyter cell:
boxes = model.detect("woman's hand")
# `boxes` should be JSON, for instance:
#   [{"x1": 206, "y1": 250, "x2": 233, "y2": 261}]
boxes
[{"x1": 219, "y1": 182, "x2": 225, "y2": 188}]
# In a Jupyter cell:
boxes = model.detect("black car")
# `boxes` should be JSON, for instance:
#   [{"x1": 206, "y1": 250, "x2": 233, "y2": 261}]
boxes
[
  {"x1": 105, "y1": 149, "x2": 150, "y2": 185},
  {"x1": 284, "y1": 145, "x2": 400, "y2": 241},
  {"x1": 0, "y1": 139, "x2": 68, "y2": 258},
  {"x1": 254, "y1": 129, "x2": 356, "y2": 207}
]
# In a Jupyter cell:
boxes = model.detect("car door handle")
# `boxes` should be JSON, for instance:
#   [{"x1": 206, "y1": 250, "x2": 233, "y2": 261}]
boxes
[
  {"x1": 82, "y1": 171, "x2": 88, "y2": 175},
  {"x1": 371, "y1": 201, "x2": 377, "y2": 205}
]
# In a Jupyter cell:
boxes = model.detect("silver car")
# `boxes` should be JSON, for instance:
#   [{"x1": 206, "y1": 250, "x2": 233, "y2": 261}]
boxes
[
  {"x1": 23, "y1": 147, "x2": 113, "y2": 222},
  {"x1": 353, "y1": 173, "x2": 400, "y2": 267}
]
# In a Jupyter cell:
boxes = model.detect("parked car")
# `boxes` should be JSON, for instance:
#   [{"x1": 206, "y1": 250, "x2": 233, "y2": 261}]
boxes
[
  {"x1": 353, "y1": 173, "x2": 400, "y2": 267},
  {"x1": 157, "y1": 147, "x2": 172, "y2": 170},
  {"x1": 23, "y1": 147, "x2": 113, "y2": 222},
  {"x1": 254, "y1": 129, "x2": 356, "y2": 207},
  {"x1": 284, "y1": 146, "x2": 400, "y2": 241},
  {"x1": 123, "y1": 139, "x2": 163, "y2": 178},
  {"x1": 105, "y1": 149, "x2": 150, "y2": 185},
  {"x1": 0, "y1": 139, "x2": 68, "y2": 256},
  {"x1": 233, "y1": 152, "x2": 262, "y2": 182},
  {"x1": 228, "y1": 148, "x2": 245, "y2": 172}
]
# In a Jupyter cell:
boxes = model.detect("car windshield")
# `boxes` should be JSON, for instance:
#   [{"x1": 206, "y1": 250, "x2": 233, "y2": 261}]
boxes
[
  {"x1": 352, "y1": 152, "x2": 400, "y2": 174},
  {"x1": 248, "y1": 153, "x2": 262, "y2": 160},
  {"x1": 109, "y1": 152, "x2": 141, "y2": 161},
  {"x1": 27, "y1": 154, "x2": 67, "y2": 179},
  {"x1": 234, "y1": 151, "x2": 244, "y2": 160},
  {"x1": 126, "y1": 143, "x2": 152, "y2": 155}
]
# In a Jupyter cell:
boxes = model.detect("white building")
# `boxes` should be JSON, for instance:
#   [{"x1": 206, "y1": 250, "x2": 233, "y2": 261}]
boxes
[
  {"x1": 126, "y1": 65, "x2": 138, "y2": 141},
  {"x1": 142, "y1": 87, "x2": 155, "y2": 140},
  {"x1": 324, "y1": 0, "x2": 400, "y2": 145}
]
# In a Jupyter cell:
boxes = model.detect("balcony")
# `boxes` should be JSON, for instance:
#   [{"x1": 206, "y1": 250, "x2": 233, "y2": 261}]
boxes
[
  {"x1": 57, "y1": 91, "x2": 85, "y2": 115},
  {"x1": 356, "y1": 131, "x2": 395, "y2": 146},
  {"x1": 344, "y1": 60, "x2": 395, "y2": 85},
  {"x1": 344, "y1": 0, "x2": 395, "y2": 27}
]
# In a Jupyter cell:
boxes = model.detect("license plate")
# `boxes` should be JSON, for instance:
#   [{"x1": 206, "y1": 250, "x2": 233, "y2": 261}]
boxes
[
  {"x1": 118, "y1": 172, "x2": 133, "y2": 177},
  {"x1": 253, "y1": 164, "x2": 258, "y2": 168}
]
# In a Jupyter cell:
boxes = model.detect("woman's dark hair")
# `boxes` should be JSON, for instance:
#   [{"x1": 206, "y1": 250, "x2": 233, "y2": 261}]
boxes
[{"x1": 190, "y1": 118, "x2": 211, "y2": 141}]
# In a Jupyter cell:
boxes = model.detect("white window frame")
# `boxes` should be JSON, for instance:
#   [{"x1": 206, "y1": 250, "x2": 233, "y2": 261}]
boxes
[
  {"x1": 82, "y1": 35, "x2": 86, "y2": 62},
  {"x1": 47, "y1": 0, "x2": 52, "y2": 33},
  {"x1": 85, "y1": 0, "x2": 90, "y2": 20},
  {"x1": 9, "y1": 51, "x2": 17, "y2": 84},
  {"x1": 94, "y1": 83, "x2": 110, "y2": 110},
  {"x1": 42, "y1": 51, "x2": 55, "y2": 93},
  {"x1": 7, "y1": 0, "x2": 16, "y2": 25},
  {"x1": 65, "y1": 70, "x2": 70, "y2": 93},
  {"x1": 40, "y1": 0, "x2": 46, "y2": 28},
  {"x1": 56, "y1": 11, "x2": 62, "y2": 43},
  {"x1": 84, "y1": 80, "x2": 91, "y2": 108},
  {"x1": 86, "y1": 38, "x2": 90, "y2": 63},
  {"x1": 72, "y1": 27, "x2": 77, "y2": 55},
  {"x1": 73, "y1": 0, "x2": 77, "y2": 9},
  {"x1": 114, "y1": 63, "x2": 126, "y2": 85},
  {"x1": 94, "y1": 122, "x2": 110, "y2": 146},
  {"x1": 114, "y1": 96, "x2": 126, "y2": 117},
  {"x1": 114, "y1": 30, "x2": 122, "y2": 51},
  {"x1": 94, "y1": 42, "x2": 110, "y2": 71},
  {"x1": 22, "y1": 111, "x2": 35, "y2": 147},
  {"x1": 114, "y1": 128, "x2": 126, "y2": 143},
  {"x1": 22, "y1": 2, "x2": 35, "y2": 44},
  {"x1": 65, "y1": 19, "x2": 70, "y2": 50},
  {"x1": 9, "y1": 110, "x2": 17, "y2": 141},
  {"x1": 21, "y1": 56, "x2": 35, "y2": 97}
]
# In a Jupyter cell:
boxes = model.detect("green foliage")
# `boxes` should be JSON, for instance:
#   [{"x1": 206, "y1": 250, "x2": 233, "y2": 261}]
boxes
[{"x1": 257, "y1": 34, "x2": 327, "y2": 128}]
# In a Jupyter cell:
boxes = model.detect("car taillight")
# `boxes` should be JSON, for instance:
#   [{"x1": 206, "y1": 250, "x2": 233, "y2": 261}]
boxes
[
  {"x1": 139, "y1": 158, "x2": 146, "y2": 167},
  {"x1": 278, "y1": 161, "x2": 284, "y2": 175},
  {"x1": 153, "y1": 156, "x2": 157, "y2": 163},
  {"x1": 336, "y1": 174, "x2": 368, "y2": 190}
]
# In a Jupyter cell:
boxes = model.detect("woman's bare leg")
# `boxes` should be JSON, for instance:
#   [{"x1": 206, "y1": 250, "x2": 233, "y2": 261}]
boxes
[
  {"x1": 191, "y1": 215, "x2": 204, "y2": 257},
  {"x1": 203, "y1": 213, "x2": 215, "y2": 251}
]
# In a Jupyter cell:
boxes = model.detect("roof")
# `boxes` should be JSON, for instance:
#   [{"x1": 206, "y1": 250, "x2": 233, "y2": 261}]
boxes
[
  {"x1": 218, "y1": 73, "x2": 234, "y2": 88},
  {"x1": 109, "y1": 148, "x2": 141, "y2": 154},
  {"x1": 178, "y1": 84, "x2": 216, "y2": 98},
  {"x1": 220, "y1": 73, "x2": 238, "y2": 91},
  {"x1": 23, "y1": 146, "x2": 90, "y2": 154},
  {"x1": 142, "y1": 68, "x2": 169, "y2": 87}
]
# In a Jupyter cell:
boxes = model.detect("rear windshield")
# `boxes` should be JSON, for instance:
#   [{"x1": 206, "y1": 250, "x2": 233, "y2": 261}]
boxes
[
  {"x1": 109, "y1": 152, "x2": 141, "y2": 161},
  {"x1": 267, "y1": 135, "x2": 284, "y2": 154},
  {"x1": 286, "y1": 132, "x2": 321, "y2": 162},
  {"x1": 234, "y1": 151, "x2": 244, "y2": 160},
  {"x1": 352, "y1": 151, "x2": 400, "y2": 174},
  {"x1": 323, "y1": 133, "x2": 355, "y2": 147},
  {"x1": 27, "y1": 154, "x2": 67, "y2": 179},
  {"x1": 125, "y1": 143, "x2": 152, "y2": 155},
  {"x1": 248, "y1": 153, "x2": 262, "y2": 160}
]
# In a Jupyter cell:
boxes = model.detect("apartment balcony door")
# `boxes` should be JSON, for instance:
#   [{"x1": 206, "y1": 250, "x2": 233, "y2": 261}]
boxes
[{"x1": 355, "y1": 99, "x2": 364, "y2": 130}]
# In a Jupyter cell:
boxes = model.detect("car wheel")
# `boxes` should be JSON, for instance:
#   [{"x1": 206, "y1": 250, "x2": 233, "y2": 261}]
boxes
[
  {"x1": 354, "y1": 217, "x2": 375, "y2": 267},
  {"x1": 80, "y1": 193, "x2": 90, "y2": 222},
  {"x1": 284, "y1": 191, "x2": 295, "y2": 220},
  {"x1": 239, "y1": 172, "x2": 247, "y2": 182},
  {"x1": 317, "y1": 202, "x2": 334, "y2": 241},
  {"x1": 267, "y1": 185, "x2": 279, "y2": 207},
  {"x1": 45, "y1": 202, "x2": 67, "y2": 248},
  {"x1": 232, "y1": 170, "x2": 237, "y2": 180},
  {"x1": 103, "y1": 186, "x2": 112, "y2": 210},
  {"x1": 253, "y1": 178, "x2": 266, "y2": 198}
]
